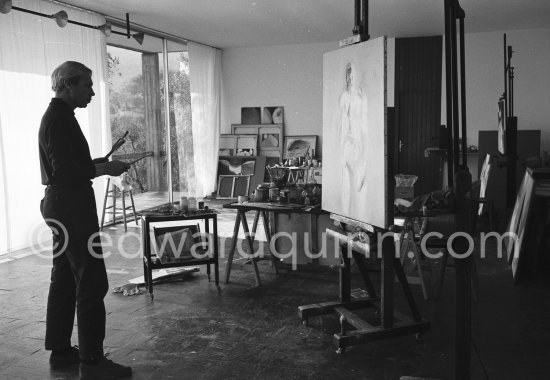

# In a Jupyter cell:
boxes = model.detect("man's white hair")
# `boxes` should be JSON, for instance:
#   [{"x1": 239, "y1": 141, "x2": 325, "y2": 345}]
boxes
[{"x1": 51, "y1": 61, "x2": 92, "y2": 92}]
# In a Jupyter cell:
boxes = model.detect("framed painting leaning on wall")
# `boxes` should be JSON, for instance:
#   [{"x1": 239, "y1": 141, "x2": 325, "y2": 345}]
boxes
[{"x1": 283, "y1": 135, "x2": 317, "y2": 159}]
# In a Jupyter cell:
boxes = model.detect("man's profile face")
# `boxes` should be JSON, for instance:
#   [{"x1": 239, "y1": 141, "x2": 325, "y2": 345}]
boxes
[{"x1": 69, "y1": 74, "x2": 95, "y2": 108}]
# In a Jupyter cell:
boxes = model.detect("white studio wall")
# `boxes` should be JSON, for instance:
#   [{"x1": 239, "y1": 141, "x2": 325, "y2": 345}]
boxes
[
  {"x1": 441, "y1": 28, "x2": 550, "y2": 150},
  {"x1": 322, "y1": 37, "x2": 388, "y2": 228},
  {"x1": 222, "y1": 28, "x2": 550, "y2": 163},
  {"x1": 221, "y1": 42, "x2": 337, "y2": 158}
]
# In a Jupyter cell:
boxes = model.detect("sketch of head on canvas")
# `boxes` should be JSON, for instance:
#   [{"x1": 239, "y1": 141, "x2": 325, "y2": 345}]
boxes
[{"x1": 338, "y1": 61, "x2": 368, "y2": 213}]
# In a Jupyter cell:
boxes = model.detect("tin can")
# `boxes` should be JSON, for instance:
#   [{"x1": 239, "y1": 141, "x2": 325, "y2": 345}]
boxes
[{"x1": 269, "y1": 187, "x2": 279, "y2": 200}]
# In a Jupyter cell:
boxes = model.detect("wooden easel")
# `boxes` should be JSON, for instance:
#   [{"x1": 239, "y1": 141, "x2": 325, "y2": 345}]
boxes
[
  {"x1": 298, "y1": 0, "x2": 431, "y2": 354},
  {"x1": 298, "y1": 214, "x2": 430, "y2": 354}
]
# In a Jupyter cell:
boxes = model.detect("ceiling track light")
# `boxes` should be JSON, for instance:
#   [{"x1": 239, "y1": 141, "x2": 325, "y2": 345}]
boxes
[
  {"x1": 97, "y1": 22, "x2": 111, "y2": 37},
  {"x1": 51, "y1": 10, "x2": 68, "y2": 27},
  {"x1": 125, "y1": 13, "x2": 145, "y2": 45},
  {"x1": 132, "y1": 32, "x2": 144, "y2": 45},
  {"x1": 0, "y1": 0, "x2": 12, "y2": 14},
  {"x1": 0, "y1": 2, "x2": 143, "y2": 44}
]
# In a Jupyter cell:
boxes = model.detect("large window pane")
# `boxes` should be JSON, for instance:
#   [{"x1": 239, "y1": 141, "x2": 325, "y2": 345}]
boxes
[
  {"x1": 165, "y1": 41, "x2": 192, "y2": 202},
  {"x1": 106, "y1": 38, "x2": 168, "y2": 214}
]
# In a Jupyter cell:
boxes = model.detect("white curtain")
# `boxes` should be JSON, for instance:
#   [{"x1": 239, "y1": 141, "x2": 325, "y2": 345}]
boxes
[
  {"x1": 189, "y1": 42, "x2": 221, "y2": 197},
  {"x1": 0, "y1": 0, "x2": 110, "y2": 255}
]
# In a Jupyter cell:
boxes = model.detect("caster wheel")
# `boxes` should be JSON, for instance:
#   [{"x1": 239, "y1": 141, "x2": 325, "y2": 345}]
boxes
[
  {"x1": 302, "y1": 319, "x2": 308, "y2": 326},
  {"x1": 150, "y1": 294, "x2": 154, "y2": 301},
  {"x1": 217, "y1": 286, "x2": 222, "y2": 295},
  {"x1": 335, "y1": 347, "x2": 346, "y2": 355},
  {"x1": 415, "y1": 332, "x2": 423, "y2": 340}
]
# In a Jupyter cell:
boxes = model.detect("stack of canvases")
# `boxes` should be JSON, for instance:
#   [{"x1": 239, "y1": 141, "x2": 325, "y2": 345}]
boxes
[{"x1": 216, "y1": 106, "x2": 285, "y2": 198}]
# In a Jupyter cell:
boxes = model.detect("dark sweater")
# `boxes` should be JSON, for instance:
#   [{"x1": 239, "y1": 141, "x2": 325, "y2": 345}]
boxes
[{"x1": 39, "y1": 98, "x2": 96, "y2": 187}]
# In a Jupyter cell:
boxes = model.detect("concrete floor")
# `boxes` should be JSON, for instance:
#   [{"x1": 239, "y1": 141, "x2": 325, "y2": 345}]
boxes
[{"x1": 0, "y1": 199, "x2": 549, "y2": 379}]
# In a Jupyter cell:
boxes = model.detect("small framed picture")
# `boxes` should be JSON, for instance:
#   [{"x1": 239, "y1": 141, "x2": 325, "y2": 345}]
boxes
[
  {"x1": 283, "y1": 135, "x2": 317, "y2": 159},
  {"x1": 262, "y1": 106, "x2": 284, "y2": 124},
  {"x1": 241, "y1": 107, "x2": 261, "y2": 124}
]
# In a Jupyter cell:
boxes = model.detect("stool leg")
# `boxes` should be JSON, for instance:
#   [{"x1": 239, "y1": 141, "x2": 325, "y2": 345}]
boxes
[
  {"x1": 129, "y1": 190, "x2": 138, "y2": 225},
  {"x1": 100, "y1": 178, "x2": 111, "y2": 231},
  {"x1": 121, "y1": 190, "x2": 127, "y2": 232},
  {"x1": 412, "y1": 240, "x2": 428, "y2": 300},
  {"x1": 111, "y1": 184, "x2": 117, "y2": 226}
]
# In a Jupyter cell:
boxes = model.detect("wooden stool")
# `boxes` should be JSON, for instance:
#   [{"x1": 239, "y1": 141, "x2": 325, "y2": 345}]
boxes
[{"x1": 100, "y1": 177, "x2": 138, "y2": 232}]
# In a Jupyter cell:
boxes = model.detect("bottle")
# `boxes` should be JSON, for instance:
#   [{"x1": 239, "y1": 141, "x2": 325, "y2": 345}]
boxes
[
  {"x1": 179, "y1": 196, "x2": 189, "y2": 212},
  {"x1": 304, "y1": 149, "x2": 311, "y2": 167},
  {"x1": 312, "y1": 185, "x2": 321, "y2": 205},
  {"x1": 269, "y1": 182, "x2": 279, "y2": 201}
]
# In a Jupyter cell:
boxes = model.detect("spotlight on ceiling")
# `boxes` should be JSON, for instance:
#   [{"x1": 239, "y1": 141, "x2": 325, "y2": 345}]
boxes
[
  {"x1": 0, "y1": 0, "x2": 12, "y2": 14},
  {"x1": 97, "y1": 22, "x2": 111, "y2": 37},
  {"x1": 132, "y1": 32, "x2": 144, "y2": 45},
  {"x1": 51, "y1": 10, "x2": 68, "y2": 27}
]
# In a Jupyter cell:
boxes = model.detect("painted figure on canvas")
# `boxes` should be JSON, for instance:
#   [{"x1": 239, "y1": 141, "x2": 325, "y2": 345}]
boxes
[
  {"x1": 339, "y1": 62, "x2": 367, "y2": 212},
  {"x1": 322, "y1": 37, "x2": 386, "y2": 227}
]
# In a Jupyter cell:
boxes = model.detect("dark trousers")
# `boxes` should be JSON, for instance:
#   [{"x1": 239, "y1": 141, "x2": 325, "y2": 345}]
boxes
[{"x1": 40, "y1": 185, "x2": 109, "y2": 360}]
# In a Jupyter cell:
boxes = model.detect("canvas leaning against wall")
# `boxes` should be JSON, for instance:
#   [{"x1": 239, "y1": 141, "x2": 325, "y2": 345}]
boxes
[{"x1": 322, "y1": 37, "x2": 387, "y2": 228}]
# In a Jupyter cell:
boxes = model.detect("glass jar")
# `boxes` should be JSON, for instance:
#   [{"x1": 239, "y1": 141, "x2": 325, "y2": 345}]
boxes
[{"x1": 188, "y1": 197, "x2": 197, "y2": 211}]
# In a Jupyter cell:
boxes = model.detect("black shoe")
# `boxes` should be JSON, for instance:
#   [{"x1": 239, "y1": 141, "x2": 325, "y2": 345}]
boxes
[
  {"x1": 49, "y1": 346, "x2": 80, "y2": 370},
  {"x1": 79, "y1": 356, "x2": 132, "y2": 379}
]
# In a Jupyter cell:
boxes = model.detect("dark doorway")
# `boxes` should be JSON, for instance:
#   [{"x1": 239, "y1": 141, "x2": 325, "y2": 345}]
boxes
[{"x1": 395, "y1": 36, "x2": 443, "y2": 197}]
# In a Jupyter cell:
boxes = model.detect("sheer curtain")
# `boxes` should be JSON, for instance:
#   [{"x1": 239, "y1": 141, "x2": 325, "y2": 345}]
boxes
[
  {"x1": 0, "y1": 0, "x2": 110, "y2": 254},
  {"x1": 189, "y1": 42, "x2": 221, "y2": 197}
]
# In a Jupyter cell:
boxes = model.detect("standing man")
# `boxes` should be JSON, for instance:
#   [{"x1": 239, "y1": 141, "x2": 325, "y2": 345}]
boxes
[{"x1": 39, "y1": 61, "x2": 132, "y2": 379}]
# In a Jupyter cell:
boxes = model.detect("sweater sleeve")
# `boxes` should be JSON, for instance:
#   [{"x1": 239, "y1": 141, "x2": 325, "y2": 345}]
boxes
[{"x1": 46, "y1": 116, "x2": 96, "y2": 184}]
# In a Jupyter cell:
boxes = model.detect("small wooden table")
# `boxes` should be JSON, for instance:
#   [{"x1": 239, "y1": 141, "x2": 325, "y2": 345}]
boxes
[
  {"x1": 223, "y1": 201, "x2": 327, "y2": 286},
  {"x1": 140, "y1": 210, "x2": 220, "y2": 300}
]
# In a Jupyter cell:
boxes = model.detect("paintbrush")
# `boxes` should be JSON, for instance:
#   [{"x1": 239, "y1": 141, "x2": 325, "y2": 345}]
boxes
[
  {"x1": 128, "y1": 153, "x2": 151, "y2": 166},
  {"x1": 104, "y1": 131, "x2": 129, "y2": 160}
]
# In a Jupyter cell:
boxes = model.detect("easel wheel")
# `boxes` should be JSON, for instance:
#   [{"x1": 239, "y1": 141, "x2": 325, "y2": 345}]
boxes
[{"x1": 335, "y1": 347, "x2": 346, "y2": 355}]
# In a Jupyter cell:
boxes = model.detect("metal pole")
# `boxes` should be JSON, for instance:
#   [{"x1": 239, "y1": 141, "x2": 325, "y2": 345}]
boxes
[
  {"x1": 162, "y1": 38, "x2": 173, "y2": 203},
  {"x1": 450, "y1": 4, "x2": 460, "y2": 173},
  {"x1": 459, "y1": 16, "x2": 467, "y2": 168},
  {"x1": 125, "y1": 13, "x2": 130, "y2": 38},
  {"x1": 508, "y1": 53, "x2": 514, "y2": 116},
  {"x1": 361, "y1": 0, "x2": 369, "y2": 41},
  {"x1": 504, "y1": 33, "x2": 510, "y2": 120},
  {"x1": 455, "y1": 4, "x2": 472, "y2": 379},
  {"x1": 354, "y1": 0, "x2": 361, "y2": 34},
  {"x1": 444, "y1": 0, "x2": 454, "y2": 187}
]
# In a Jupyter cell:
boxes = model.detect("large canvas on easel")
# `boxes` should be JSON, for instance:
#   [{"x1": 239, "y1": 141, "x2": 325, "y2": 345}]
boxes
[{"x1": 322, "y1": 37, "x2": 387, "y2": 228}]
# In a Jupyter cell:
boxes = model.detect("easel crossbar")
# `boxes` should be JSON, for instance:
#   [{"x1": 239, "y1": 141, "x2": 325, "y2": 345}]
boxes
[
  {"x1": 334, "y1": 320, "x2": 430, "y2": 347},
  {"x1": 297, "y1": 223, "x2": 430, "y2": 352}
]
